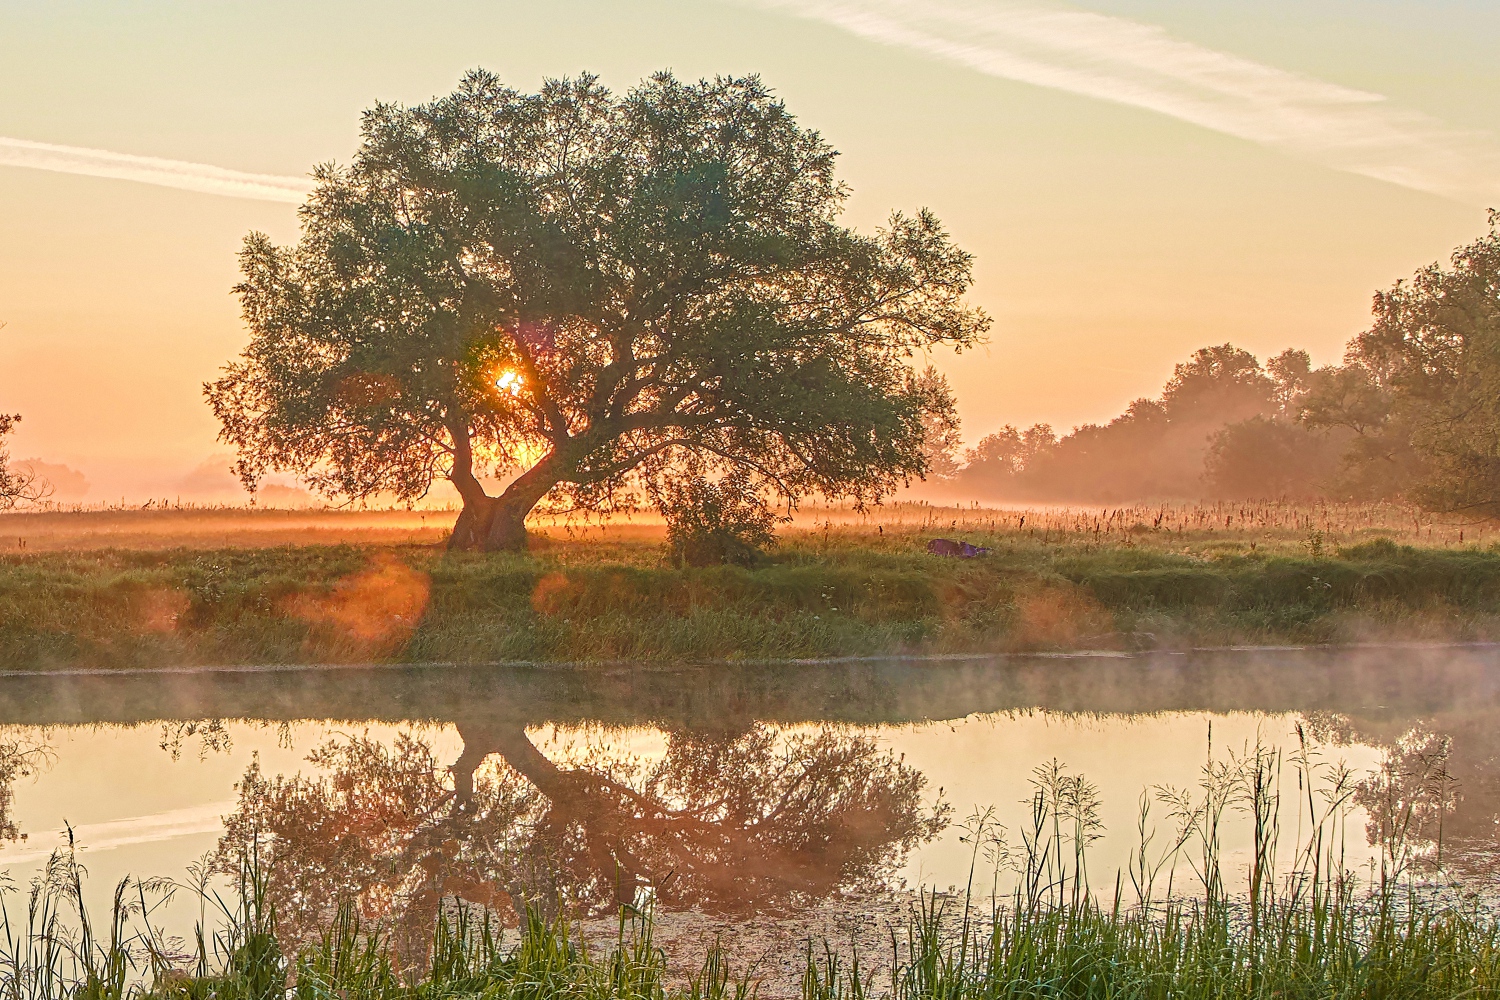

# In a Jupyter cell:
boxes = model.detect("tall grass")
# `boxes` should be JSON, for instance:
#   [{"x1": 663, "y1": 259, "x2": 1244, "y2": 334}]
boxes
[
  {"x1": 852, "y1": 744, "x2": 1500, "y2": 1000},
  {"x1": 833, "y1": 498, "x2": 1492, "y2": 551},
  {"x1": 0, "y1": 848, "x2": 746, "y2": 1000},
  {"x1": 5, "y1": 740, "x2": 1500, "y2": 998}
]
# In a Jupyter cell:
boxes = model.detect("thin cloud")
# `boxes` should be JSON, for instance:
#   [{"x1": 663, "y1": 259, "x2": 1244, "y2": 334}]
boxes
[
  {"x1": 0, "y1": 136, "x2": 311, "y2": 203},
  {"x1": 750, "y1": 0, "x2": 1500, "y2": 204}
]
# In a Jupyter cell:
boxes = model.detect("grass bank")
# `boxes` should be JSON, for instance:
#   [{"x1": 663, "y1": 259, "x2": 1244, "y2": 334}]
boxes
[{"x1": 2, "y1": 512, "x2": 1500, "y2": 669}]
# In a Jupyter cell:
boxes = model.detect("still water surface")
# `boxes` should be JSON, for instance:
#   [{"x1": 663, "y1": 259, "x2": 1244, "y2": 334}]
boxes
[{"x1": 0, "y1": 647, "x2": 1495, "y2": 949}]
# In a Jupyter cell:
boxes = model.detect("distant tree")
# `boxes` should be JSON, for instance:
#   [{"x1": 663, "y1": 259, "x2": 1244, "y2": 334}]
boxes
[
  {"x1": 961, "y1": 423, "x2": 1054, "y2": 479},
  {"x1": 1118, "y1": 397, "x2": 1170, "y2": 428},
  {"x1": 1204, "y1": 416, "x2": 1340, "y2": 499},
  {"x1": 1201, "y1": 348, "x2": 1344, "y2": 499},
  {"x1": 0, "y1": 414, "x2": 47, "y2": 509},
  {"x1": 1336, "y1": 214, "x2": 1500, "y2": 514},
  {"x1": 1159, "y1": 344, "x2": 1275, "y2": 422},
  {"x1": 208, "y1": 71, "x2": 988, "y2": 551},
  {"x1": 1024, "y1": 398, "x2": 1183, "y2": 501},
  {"x1": 1301, "y1": 359, "x2": 1424, "y2": 500},
  {"x1": 955, "y1": 343, "x2": 1316, "y2": 503},
  {"x1": 1302, "y1": 362, "x2": 1394, "y2": 438},
  {"x1": 1265, "y1": 348, "x2": 1313, "y2": 418},
  {"x1": 7, "y1": 459, "x2": 87, "y2": 501}
]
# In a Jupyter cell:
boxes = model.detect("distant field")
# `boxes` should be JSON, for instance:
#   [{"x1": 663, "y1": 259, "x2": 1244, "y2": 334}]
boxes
[
  {"x1": 0, "y1": 506, "x2": 455, "y2": 551},
  {"x1": 0, "y1": 501, "x2": 1497, "y2": 669},
  {"x1": 0, "y1": 497, "x2": 1487, "y2": 553}
]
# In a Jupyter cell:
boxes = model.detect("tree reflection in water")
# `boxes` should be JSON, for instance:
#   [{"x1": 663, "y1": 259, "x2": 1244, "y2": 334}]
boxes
[
  {"x1": 215, "y1": 720, "x2": 948, "y2": 960},
  {"x1": 0, "y1": 734, "x2": 51, "y2": 845},
  {"x1": 1306, "y1": 711, "x2": 1494, "y2": 879}
]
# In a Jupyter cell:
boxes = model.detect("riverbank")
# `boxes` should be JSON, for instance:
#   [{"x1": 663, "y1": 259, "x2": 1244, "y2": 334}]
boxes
[{"x1": 2, "y1": 507, "x2": 1498, "y2": 669}]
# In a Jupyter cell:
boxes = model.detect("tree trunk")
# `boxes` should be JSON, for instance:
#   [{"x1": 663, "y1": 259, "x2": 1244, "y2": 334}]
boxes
[
  {"x1": 447, "y1": 494, "x2": 498, "y2": 551},
  {"x1": 447, "y1": 491, "x2": 542, "y2": 553},
  {"x1": 482, "y1": 493, "x2": 535, "y2": 551},
  {"x1": 445, "y1": 439, "x2": 563, "y2": 553}
]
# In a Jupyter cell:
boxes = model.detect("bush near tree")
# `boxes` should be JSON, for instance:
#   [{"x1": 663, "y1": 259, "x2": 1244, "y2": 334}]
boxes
[{"x1": 654, "y1": 470, "x2": 783, "y2": 568}]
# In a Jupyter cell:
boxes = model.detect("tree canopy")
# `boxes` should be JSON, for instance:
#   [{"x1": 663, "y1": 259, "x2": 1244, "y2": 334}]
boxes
[
  {"x1": 208, "y1": 70, "x2": 987, "y2": 549},
  {"x1": 1307, "y1": 213, "x2": 1500, "y2": 514}
]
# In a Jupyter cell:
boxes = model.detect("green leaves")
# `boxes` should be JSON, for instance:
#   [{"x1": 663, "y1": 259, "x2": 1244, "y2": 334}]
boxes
[
  {"x1": 208, "y1": 70, "x2": 987, "y2": 541},
  {"x1": 1324, "y1": 214, "x2": 1500, "y2": 513}
]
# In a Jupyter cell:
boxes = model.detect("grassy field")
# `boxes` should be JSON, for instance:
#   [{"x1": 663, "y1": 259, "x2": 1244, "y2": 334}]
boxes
[{"x1": 1, "y1": 502, "x2": 1498, "y2": 670}]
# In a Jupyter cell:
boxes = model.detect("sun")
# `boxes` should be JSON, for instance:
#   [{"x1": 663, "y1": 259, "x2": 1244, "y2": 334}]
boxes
[{"x1": 494, "y1": 368, "x2": 524, "y2": 397}]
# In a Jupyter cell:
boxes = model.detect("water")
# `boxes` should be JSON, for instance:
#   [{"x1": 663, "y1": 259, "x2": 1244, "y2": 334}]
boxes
[{"x1": 0, "y1": 646, "x2": 1496, "y2": 960}]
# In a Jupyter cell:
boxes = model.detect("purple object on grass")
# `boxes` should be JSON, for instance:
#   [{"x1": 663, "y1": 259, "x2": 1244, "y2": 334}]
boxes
[{"x1": 927, "y1": 538, "x2": 990, "y2": 558}]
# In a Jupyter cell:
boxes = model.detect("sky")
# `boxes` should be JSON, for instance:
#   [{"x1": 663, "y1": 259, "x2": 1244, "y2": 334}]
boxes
[{"x1": 1, "y1": 0, "x2": 1497, "y2": 502}]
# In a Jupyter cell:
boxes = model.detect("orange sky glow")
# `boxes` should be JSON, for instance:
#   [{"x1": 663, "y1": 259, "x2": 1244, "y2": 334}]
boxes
[{"x1": 1, "y1": 1, "x2": 1496, "y2": 503}]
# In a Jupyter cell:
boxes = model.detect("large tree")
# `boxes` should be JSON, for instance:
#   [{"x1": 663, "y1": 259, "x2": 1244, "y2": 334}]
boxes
[{"x1": 208, "y1": 71, "x2": 987, "y2": 550}]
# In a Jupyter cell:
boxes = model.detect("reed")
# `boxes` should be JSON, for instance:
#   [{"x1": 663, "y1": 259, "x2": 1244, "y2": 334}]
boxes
[{"x1": 4, "y1": 741, "x2": 1499, "y2": 998}]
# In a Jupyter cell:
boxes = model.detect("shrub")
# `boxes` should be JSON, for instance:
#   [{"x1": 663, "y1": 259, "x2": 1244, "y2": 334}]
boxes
[{"x1": 655, "y1": 472, "x2": 781, "y2": 568}]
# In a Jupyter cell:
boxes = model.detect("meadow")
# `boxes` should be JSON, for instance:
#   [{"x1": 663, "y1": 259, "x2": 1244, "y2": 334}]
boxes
[{"x1": 1, "y1": 501, "x2": 1498, "y2": 670}]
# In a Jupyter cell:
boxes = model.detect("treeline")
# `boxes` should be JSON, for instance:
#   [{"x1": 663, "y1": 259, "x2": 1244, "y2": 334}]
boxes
[{"x1": 936, "y1": 215, "x2": 1500, "y2": 515}]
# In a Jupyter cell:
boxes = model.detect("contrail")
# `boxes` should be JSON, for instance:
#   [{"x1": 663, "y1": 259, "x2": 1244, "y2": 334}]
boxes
[
  {"x1": 748, "y1": 0, "x2": 1500, "y2": 205},
  {"x1": 0, "y1": 802, "x2": 235, "y2": 866},
  {"x1": 0, "y1": 136, "x2": 311, "y2": 203}
]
